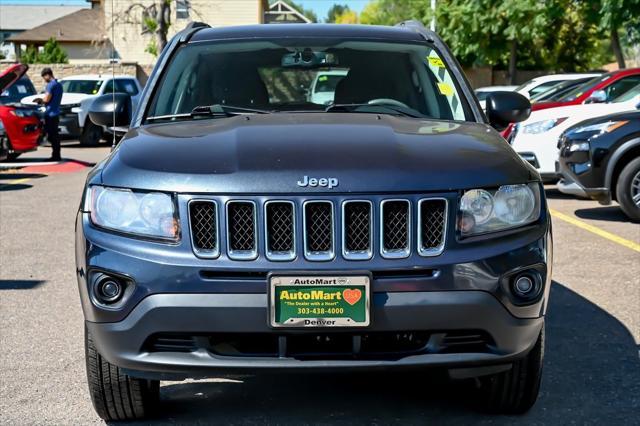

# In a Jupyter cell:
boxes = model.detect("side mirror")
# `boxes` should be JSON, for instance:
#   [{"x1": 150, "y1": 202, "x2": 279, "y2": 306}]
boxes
[
  {"x1": 88, "y1": 93, "x2": 132, "y2": 128},
  {"x1": 585, "y1": 90, "x2": 607, "y2": 104},
  {"x1": 485, "y1": 91, "x2": 531, "y2": 131}
]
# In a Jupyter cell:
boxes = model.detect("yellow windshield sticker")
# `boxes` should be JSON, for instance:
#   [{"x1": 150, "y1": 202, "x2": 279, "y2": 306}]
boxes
[
  {"x1": 428, "y1": 57, "x2": 445, "y2": 68},
  {"x1": 319, "y1": 75, "x2": 328, "y2": 81},
  {"x1": 437, "y1": 82, "x2": 453, "y2": 96}
]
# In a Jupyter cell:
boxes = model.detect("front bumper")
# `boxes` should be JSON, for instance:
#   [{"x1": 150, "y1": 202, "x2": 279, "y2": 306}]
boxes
[
  {"x1": 59, "y1": 113, "x2": 80, "y2": 137},
  {"x1": 87, "y1": 291, "x2": 543, "y2": 380},
  {"x1": 76, "y1": 195, "x2": 552, "y2": 379}
]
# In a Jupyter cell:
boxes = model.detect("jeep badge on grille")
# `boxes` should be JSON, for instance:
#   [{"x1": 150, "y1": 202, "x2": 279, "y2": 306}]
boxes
[{"x1": 297, "y1": 176, "x2": 339, "y2": 189}]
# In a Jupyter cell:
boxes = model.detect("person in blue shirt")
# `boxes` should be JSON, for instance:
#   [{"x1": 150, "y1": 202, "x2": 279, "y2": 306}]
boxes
[{"x1": 38, "y1": 68, "x2": 63, "y2": 161}]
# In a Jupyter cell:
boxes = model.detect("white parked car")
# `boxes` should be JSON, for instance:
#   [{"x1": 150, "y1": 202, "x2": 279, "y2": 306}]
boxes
[
  {"x1": 22, "y1": 74, "x2": 142, "y2": 145},
  {"x1": 510, "y1": 84, "x2": 640, "y2": 181},
  {"x1": 515, "y1": 73, "x2": 601, "y2": 99},
  {"x1": 307, "y1": 69, "x2": 348, "y2": 105}
]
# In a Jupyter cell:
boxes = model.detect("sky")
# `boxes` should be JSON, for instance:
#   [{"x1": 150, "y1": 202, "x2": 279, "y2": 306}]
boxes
[{"x1": 0, "y1": 0, "x2": 371, "y2": 21}]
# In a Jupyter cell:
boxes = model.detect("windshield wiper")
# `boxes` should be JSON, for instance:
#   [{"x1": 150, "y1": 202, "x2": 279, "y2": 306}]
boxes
[
  {"x1": 325, "y1": 103, "x2": 424, "y2": 118},
  {"x1": 191, "y1": 104, "x2": 272, "y2": 116},
  {"x1": 146, "y1": 104, "x2": 272, "y2": 123}
]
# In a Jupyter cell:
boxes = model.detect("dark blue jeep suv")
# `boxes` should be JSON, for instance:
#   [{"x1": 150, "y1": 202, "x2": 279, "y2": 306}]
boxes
[{"x1": 78, "y1": 22, "x2": 550, "y2": 420}]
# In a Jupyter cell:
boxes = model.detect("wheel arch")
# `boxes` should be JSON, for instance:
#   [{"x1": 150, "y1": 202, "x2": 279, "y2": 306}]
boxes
[{"x1": 606, "y1": 136, "x2": 640, "y2": 200}]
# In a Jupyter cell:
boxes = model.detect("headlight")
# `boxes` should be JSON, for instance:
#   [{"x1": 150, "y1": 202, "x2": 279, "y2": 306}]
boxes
[
  {"x1": 521, "y1": 118, "x2": 567, "y2": 134},
  {"x1": 89, "y1": 186, "x2": 179, "y2": 240},
  {"x1": 9, "y1": 109, "x2": 31, "y2": 117},
  {"x1": 458, "y1": 183, "x2": 541, "y2": 236},
  {"x1": 569, "y1": 141, "x2": 590, "y2": 152},
  {"x1": 572, "y1": 120, "x2": 628, "y2": 135}
]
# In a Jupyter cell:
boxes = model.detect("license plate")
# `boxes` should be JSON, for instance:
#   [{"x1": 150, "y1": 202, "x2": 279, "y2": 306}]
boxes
[{"x1": 269, "y1": 275, "x2": 370, "y2": 328}]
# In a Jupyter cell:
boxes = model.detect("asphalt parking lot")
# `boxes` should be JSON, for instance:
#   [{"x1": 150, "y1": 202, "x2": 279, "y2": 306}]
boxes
[{"x1": 1, "y1": 142, "x2": 639, "y2": 425}]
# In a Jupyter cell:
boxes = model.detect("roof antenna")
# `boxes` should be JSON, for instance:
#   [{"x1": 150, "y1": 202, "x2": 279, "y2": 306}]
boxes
[{"x1": 111, "y1": 0, "x2": 115, "y2": 148}]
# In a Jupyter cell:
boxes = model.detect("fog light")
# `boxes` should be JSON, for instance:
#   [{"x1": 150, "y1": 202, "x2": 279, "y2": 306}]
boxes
[
  {"x1": 97, "y1": 279, "x2": 122, "y2": 303},
  {"x1": 514, "y1": 275, "x2": 534, "y2": 295}
]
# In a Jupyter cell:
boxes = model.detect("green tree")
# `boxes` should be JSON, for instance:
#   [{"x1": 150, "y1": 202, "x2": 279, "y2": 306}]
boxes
[
  {"x1": 326, "y1": 4, "x2": 351, "y2": 23},
  {"x1": 585, "y1": 0, "x2": 640, "y2": 68},
  {"x1": 21, "y1": 38, "x2": 68, "y2": 64}
]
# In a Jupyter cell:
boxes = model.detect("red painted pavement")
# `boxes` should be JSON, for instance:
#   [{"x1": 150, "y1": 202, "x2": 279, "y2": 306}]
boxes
[{"x1": 21, "y1": 160, "x2": 93, "y2": 174}]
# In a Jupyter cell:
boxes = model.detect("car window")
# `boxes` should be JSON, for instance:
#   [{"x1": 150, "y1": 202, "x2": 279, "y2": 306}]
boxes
[
  {"x1": 103, "y1": 79, "x2": 139, "y2": 96},
  {"x1": 528, "y1": 80, "x2": 562, "y2": 97},
  {"x1": 61, "y1": 79, "x2": 103, "y2": 95},
  {"x1": 147, "y1": 39, "x2": 470, "y2": 121},
  {"x1": 532, "y1": 78, "x2": 590, "y2": 102},
  {"x1": 605, "y1": 75, "x2": 640, "y2": 101},
  {"x1": 612, "y1": 83, "x2": 640, "y2": 103},
  {"x1": 558, "y1": 75, "x2": 610, "y2": 102},
  {"x1": 0, "y1": 77, "x2": 36, "y2": 104}
]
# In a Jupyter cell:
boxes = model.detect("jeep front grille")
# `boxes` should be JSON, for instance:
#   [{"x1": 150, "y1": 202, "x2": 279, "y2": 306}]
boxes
[
  {"x1": 418, "y1": 199, "x2": 447, "y2": 256},
  {"x1": 342, "y1": 201, "x2": 372, "y2": 260},
  {"x1": 226, "y1": 201, "x2": 257, "y2": 260},
  {"x1": 380, "y1": 200, "x2": 410, "y2": 258},
  {"x1": 303, "y1": 201, "x2": 334, "y2": 260},
  {"x1": 188, "y1": 201, "x2": 218, "y2": 257},
  {"x1": 189, "y1": 197, "x2": 447, "y2": 261},
  {"x1": 265, "y1": 201, "x2": 295, "y2": 261}
]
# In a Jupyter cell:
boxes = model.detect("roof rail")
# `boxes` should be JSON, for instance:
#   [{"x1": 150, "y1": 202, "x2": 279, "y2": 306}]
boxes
[
  {"x1": 185, "y1": 21, "x2": 210, "y2": 31},
  {"x1": 395, "y1": 20, "x2": 435, "y2": 42},
  {"x1": 179, "y1": 21, "x2": 210, "y2": 43}
]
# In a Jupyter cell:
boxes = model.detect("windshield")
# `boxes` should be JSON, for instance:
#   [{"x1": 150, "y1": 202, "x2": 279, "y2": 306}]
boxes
[
  {"x1": 61, "y1": 79, "x2": 102, "y2": 95},
  {"x1": 146, "y1": 39, "x2": 469, "y2": 121},
  {"x1": 0, "y1": 77, "x2": 36, "y2": 104},
  {"x1": 531, "y1": 79, "x2": 588, "y2": 102},
  {"x1": 558, "y1": 76, "x2": 607, "y2": 102}
]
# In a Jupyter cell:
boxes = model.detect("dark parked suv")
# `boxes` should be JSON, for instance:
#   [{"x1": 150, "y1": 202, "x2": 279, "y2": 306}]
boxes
[{"x1": 79, "y1": 22, "x2": 550, "y2": 420}]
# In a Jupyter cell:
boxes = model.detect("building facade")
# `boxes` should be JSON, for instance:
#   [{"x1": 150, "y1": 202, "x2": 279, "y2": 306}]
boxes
[{"x1": 105, "y1": 0, "x2": 268, "y2": 64}]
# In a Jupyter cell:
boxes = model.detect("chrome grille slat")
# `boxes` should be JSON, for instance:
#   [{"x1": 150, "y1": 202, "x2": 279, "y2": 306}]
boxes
[
  {"x1": 418, "y1": 198, "x2": 447, "y2": 256},
  {"x1": 303, "y1": 201, "x2": 335, "y2": 261},
  {"x1": 226, "y1": 201, "x2": 257, "y2": 260},
  {"x1": 188, "y1": 200, "x2": 219, "y2": 258},
  {"x1": 189, "y1": 197, "x2": 447, "y2": 261},
  {"x1": 265, "y1": 201, "x2": 296, "y2": 261},
  {"x1": 342, "y1": 200, "x2": 372, "y2": 260},
  {"x1": 380, "y1": 199, "x2": 410, "y2": 259}
]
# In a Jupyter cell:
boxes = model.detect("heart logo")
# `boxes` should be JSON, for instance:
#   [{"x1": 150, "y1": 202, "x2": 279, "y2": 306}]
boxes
[{"x1": 342, "y1": 288, "x2": 362, "y2": 306}]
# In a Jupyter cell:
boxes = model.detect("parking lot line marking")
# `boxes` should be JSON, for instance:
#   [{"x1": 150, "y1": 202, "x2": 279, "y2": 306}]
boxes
[
  {"x1": 0, "y1": 177, "x2": 32, "y2": 189},
  {"x1": 550, "y1": 209, "x2": 640, "y2": 253}
]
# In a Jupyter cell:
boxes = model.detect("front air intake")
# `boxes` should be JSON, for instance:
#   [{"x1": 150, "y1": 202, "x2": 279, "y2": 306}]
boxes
[
  {"x1": 342, "y1": 201, "x2": 372, "y2": 260},
  {"x1": 265, "y1": 201, "x2": 296, "y2": 261},
  {"x1": 380, "y1": 200, "x2": 410, "y2": 258},
  {"x1": 189, "y1": 200, "x2": 218, "y2": 257},
  {"x1": 227, "y1": 201, "x2": 257, "y2": 260},
  {"x1": 303, "y1": 201, "x2": 334, "y2": 261}
]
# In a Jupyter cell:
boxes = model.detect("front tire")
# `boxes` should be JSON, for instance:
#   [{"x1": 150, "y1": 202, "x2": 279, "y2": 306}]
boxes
[
  {"x1": 477, "y1": 325, "x2": 544, "y2": 414},
  {"x1": 85, "y1": 327, "x2": 159, "y2": 421},
  {"x1": 80, "y1": 121, "x2": 103, "y2": 146},
  {"x1": 615, "y1": 157, "x2": 640, "y2": 221}
]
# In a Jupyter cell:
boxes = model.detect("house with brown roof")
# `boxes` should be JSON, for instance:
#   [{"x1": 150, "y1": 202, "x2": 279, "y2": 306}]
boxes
[{"x1": 7, "y1": 1, "x2": 110, "y2": 63}]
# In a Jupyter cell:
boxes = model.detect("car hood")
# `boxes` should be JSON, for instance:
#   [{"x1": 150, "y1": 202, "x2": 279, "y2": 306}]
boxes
[
  {"x1": 99, "y1": 113, "x2": 536, "y2": 194},
  {"x1": 0, "y1": 64, "x2": 28, "y2": 92},
  {"x1": 21, "y1": 92, "x2": 92, "y2": 105}
]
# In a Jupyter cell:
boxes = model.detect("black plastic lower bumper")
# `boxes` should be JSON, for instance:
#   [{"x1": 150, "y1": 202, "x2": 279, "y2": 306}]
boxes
[{"x1": 87, "y1": 291, "x2": 543, "y2": 380}]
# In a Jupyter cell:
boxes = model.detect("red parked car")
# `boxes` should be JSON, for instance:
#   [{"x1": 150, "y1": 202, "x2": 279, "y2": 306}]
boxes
[
  {"x1": 502, "y1": 68, "x2": 640, "y2": 139},
  {"x1": 0, "y1": 64, "x2": 42, "y2": 160}
]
